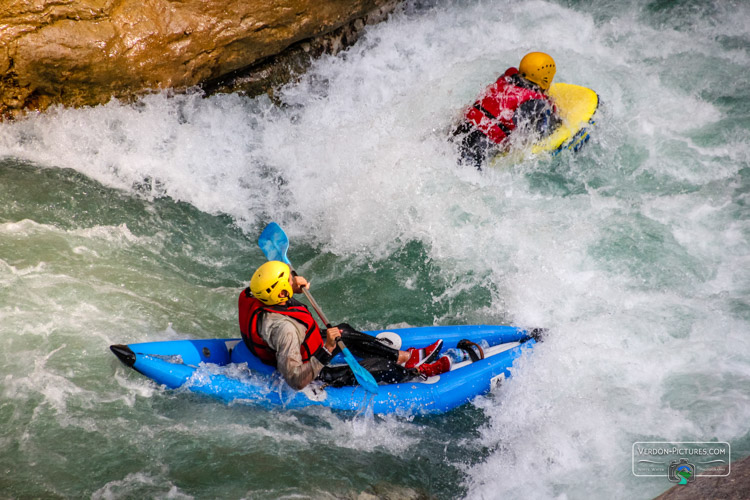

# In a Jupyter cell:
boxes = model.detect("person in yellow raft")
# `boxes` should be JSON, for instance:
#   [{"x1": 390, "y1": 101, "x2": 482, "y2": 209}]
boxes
[
  {"x1": 238, "y1": 261, "x2": 451, "y2": 390},
  {"x1": 452, "y1": 51, "x2": 562, "y2": 169}
]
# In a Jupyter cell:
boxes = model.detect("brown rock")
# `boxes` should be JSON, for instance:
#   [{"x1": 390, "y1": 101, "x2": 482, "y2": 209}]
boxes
[
  {"x1": 203, "y1": 2, "x2": 396, "y2": 100},
  {"x1": 0, "y1": 0, "x2": 400, "y2": 118},
  {"x1": 653, "y1": 454, "x2": 750, "y2": 500}
]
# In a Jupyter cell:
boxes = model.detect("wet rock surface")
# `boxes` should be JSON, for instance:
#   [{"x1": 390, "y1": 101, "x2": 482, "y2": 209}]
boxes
[
  {"x1": 0, "y1": 0, "x2": 399, "y2": 118},
  {"x1": 653, "y1": 454, "x2": 750, "y2": 500}
]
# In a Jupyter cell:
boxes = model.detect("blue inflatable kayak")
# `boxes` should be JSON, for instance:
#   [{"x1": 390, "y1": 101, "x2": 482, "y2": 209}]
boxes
[{"x1": 110, "y1": 325, "x2": 541, "y2": 415}]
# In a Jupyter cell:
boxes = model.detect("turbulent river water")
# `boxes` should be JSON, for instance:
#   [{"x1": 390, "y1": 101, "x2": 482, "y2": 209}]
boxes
[{"x1": 1, "y1": 0, "x2": 749, "y2": 498}]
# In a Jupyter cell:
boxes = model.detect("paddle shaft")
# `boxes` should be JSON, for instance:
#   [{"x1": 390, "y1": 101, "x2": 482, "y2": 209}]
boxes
[
  {"x1": 295, "y1": 278, "x2": 330, "y2": 326},
  {"x1": 292, "y1": 272, "x2": 349, "y2": 354}
]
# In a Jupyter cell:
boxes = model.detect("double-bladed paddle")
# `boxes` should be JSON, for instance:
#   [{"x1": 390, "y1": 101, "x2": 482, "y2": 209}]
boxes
[{"x1": 258, "y1": 222, "x2": 379, "y2": 394}]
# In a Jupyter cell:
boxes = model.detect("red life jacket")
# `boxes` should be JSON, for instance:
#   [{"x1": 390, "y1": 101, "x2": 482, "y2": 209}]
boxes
[
  {"x1": 238, "y1": 288, "x2": 326, "y2": 367},
  {"x1": 464, "y1": 67, "x2": 551, "y2": 144}
]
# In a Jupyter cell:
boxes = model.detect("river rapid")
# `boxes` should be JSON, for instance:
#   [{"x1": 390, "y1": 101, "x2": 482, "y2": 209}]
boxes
[{"x1": 1, "y1": 0, "x2": 749, "y2": 498}]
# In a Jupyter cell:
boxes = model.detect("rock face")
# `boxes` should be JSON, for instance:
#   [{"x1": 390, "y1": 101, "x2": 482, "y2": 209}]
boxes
[
  {"x1": 653, "y1": 454, "x2": 750, "y2": 500},
  {"x1": 0, "y1": 0, "x2": 398, "y2": 118}
]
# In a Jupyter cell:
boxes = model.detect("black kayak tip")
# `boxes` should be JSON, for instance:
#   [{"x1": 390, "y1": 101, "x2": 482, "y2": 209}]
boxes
[
  {"x1": 110, "y1": 344, "x2": 136, "y2": 367},
  {"x1": 527, "y1": 328, "x2": 548, "y2": 343}
]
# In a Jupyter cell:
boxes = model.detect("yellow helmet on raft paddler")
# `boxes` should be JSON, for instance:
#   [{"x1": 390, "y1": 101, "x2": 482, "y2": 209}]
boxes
[
  {"x1": 519, "y1": 52, "x2": 556, "y2": 91},
  {"x1": 250, "y1": 260, "x2": 293, "y2": 305}
]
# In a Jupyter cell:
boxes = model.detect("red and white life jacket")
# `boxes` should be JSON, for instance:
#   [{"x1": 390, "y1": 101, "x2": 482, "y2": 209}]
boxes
[{"x1": 464, "y1": 67, "x2": 551, "y2": 144}]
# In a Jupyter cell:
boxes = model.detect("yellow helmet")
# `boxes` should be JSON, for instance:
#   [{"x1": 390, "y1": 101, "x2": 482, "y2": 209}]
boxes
[
  {"x1": 519, "y1": 52, "x2": 556, "y2": 91},
  {"x1": 250, "y1": 261, "x2": 293, "y2": 305}
]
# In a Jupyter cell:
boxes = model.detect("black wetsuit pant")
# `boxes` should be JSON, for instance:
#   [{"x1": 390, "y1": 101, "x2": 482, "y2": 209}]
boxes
[
  {"x1": 317, "y1": 324, "x2": 419, "y2": 387},
  {"x1": 452, "y1": 121, "x2": 493, "y2": 170}
]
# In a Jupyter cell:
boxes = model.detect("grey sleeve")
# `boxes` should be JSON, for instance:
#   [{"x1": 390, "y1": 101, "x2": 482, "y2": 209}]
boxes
[{"x1": 263, "y1": 316, "x2": 325, "y2": 390}]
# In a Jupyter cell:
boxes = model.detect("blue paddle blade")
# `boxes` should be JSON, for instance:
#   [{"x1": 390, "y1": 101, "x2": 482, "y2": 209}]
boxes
[
  {"x1": 258, "y1": 222, "x2": 290, "y2": 265},
  {"x1": 341, "y1": 347, "x2": 379, "y2": 394}
]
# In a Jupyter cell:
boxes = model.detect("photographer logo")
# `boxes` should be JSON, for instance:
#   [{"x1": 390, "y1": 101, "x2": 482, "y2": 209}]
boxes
[
  {"x1": 668, "y1": 458, "x2": 695, "y2": 484},
  {"x1": 632, "y1": 442, "x2": 730, "y2": 483}
]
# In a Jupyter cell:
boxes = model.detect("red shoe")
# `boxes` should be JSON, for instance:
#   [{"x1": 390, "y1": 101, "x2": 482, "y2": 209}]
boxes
[
  {"x1": 404, "y1": 339, "x2": 444, "y2": 369},
  {"x1": 418, "y1": 356, "x2": 452, "y2": 378}
]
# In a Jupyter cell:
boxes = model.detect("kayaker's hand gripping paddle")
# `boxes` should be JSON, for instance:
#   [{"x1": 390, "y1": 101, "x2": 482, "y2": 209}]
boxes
[{"x1": 258, "y1": 222, "x2": 379, "y2": 394}]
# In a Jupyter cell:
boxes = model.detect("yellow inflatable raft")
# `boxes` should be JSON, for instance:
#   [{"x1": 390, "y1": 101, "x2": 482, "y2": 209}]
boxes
[
  {"x1": 533, "y1": 82, "x2": 599, "y2": 155},
  {"x1": 487, "y1": 82, "x2": 599, "y2": 167}
]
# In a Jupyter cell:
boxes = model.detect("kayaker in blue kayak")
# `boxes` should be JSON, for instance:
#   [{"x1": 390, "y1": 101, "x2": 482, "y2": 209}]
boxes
[
  {"x1": 238, "y1": 261, "x2": 451, "y2": 390},
  {"x1": 452, "y1": 51, "x2": 562, "y2": 169}
]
